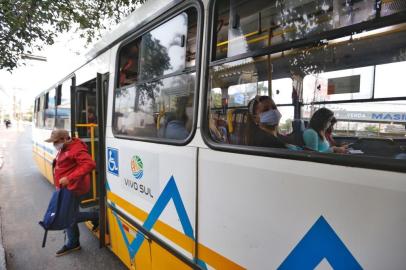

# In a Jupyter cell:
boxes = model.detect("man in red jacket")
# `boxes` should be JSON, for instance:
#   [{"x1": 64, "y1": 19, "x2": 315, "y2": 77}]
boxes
[{"x1": 45, "y1": 129, "x2": 99, "y2": 256}]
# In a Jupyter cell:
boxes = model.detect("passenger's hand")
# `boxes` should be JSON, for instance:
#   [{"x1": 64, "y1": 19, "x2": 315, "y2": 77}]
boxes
[
  {"x1": 341, "y1": 143, "x2": 350, "y2": 149},
  {"x1": 59, "y1": 176, "x2": 69, "y2": 187},
  {"x1": 332, "y1": 146, "x2": 348, "y2": 154}
]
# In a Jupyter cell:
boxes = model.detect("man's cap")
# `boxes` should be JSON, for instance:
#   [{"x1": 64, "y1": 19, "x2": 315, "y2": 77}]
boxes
[{"x1": 44, "y1": 129, "x2": 70, "y2": 143}]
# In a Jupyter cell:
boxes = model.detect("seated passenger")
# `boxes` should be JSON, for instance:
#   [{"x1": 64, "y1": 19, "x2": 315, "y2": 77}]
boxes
[
  {"x1": 247, "y1": 96, "x2": 300, "y2": 150},
  {"x1": 303, "y1": 108, "x2": 347, "y2": 153},
  {"x1": 325, "y1": 117, "x2": 349, "y2": 148},
  {"x1": 164, "y1": 97, "x2": 190, "y2": 140},
  {"x1": 209, "y1": 113, "x2": 228, "y2": 143}
]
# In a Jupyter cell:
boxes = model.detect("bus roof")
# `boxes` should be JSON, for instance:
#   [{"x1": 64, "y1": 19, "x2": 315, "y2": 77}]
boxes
[
  {"x1": 85, "y1": 0, "x2": 179, "y2": 60},
  {"x1": 36, "y1": 0, "x2": 179, "y2": 97}
]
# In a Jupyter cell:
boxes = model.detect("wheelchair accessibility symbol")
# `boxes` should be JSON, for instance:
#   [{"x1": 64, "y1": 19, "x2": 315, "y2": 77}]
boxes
[{"x1": 107, "y1": 148, "x2": 119, "y2": 176}]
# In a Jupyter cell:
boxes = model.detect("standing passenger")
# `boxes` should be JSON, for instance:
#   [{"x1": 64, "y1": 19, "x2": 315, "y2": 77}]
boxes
[{"x1": 44, "y1": 129, "x2": 99, "y2": 256}]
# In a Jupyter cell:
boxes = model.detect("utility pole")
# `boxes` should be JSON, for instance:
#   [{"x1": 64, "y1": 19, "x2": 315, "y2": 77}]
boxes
[{"x1": 21, "y1": 54, "x2": 47, "y2": 62}]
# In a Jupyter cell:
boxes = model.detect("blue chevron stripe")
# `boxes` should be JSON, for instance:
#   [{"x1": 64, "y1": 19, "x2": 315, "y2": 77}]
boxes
[{"x1": 112, "y1": 175, "x2": 207, "y2": 269}]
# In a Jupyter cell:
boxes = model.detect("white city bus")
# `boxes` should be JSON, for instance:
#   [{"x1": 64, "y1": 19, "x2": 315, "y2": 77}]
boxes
[{"x1": 32, "y1": 0, "x2": 406, "y2": 269}]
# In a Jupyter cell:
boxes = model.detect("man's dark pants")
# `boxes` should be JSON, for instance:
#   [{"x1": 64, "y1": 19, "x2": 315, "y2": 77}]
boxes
[{"x1": 66, "y1": 195, "x2": 98, "y2": 248}]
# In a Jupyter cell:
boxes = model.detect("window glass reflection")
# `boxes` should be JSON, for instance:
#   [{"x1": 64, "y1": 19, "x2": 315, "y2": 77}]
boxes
[
  {"x1": 114, "y1": 73, "x2": 196, "y2": 140},
  {"x1": 213, "y1": 0, "x2": 382, "y2": 60},
  {"x1": 374, "y1": 61, "x2": 406, "y2": 98},
  {"x1": 37, "y1": 96, "x2": 45, "y2": 128},
  {"x1": 303, "y1": 101, "x2": 406, "y2": 148},
  {"x1": 381, "y1": 0, "x2": 406, "y2": 17},
  {"x1": 45, "y1": 89, "x2": 56, "y2": 129},
  {"x1": 139, "y1": 13, "x2": 188, "y2": 80},
  {"x1": 56, "y1": 81, "x2": 71, "y2": 130}
]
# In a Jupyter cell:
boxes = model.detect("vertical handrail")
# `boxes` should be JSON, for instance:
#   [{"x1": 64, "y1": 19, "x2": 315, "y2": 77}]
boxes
[
  {"x1": 76, "y1": 123, "x2": 98, "y2": 203},
  {"x1": 96, "y1": 72, "x2": 108, "y2": 248}
]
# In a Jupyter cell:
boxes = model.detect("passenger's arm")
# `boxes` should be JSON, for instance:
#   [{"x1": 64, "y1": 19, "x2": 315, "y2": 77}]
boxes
[
  {"x1": 331, "y1": 146, "x2": 348, "y2": 154},
  {"x1": 67, "y1": 150, "x2": 96, "y2": 183},
  {"x1": 303, "y1": 130, "x2": 319, "y2": 151}
]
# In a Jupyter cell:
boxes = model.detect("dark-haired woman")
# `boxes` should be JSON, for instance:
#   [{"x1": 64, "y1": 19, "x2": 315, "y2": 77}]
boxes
[
  {"x1": 303, "y1": 108, "x2": 347, "y2": 153},
  {"x1": 247, "y1": 96, "x2": 300, "y2": 150}
]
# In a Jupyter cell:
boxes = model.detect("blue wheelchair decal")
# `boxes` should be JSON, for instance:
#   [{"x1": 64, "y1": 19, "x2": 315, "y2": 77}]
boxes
[{"x1": 107, "y1": 147, "x2": 119, "y2": 176}]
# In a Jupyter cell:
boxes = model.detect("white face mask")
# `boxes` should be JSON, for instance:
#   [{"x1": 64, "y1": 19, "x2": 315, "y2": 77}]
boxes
[
  {"x1": 54, "y1": 142, "x2": 64, "y2": 151},
  {"x1": 259, "y1": 109, "x2": 282, "y2": 126}
]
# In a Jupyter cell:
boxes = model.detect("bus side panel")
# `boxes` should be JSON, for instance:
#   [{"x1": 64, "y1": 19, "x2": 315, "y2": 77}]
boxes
[
  {"x1": 197, "y1": 148, "x2": 406, "y2": 270},
  {"x1": 107, "y1": 208, "x2": 152, "y2": 269},
  {"x1": 75, "y1": 50, "x2": 111, "y2": 86},
  {"x1": 32, "y1": 127, "x2": 55, "y2": 184},
  {"x1": 32, "y1": 142, "x2": 45, "y2": 178},
  {"x1": 105, "y1": 138, "x2": 197, "y2": 270},
  {"x1": 44, "y1": 150, "x2": 54, "y2": 183}
]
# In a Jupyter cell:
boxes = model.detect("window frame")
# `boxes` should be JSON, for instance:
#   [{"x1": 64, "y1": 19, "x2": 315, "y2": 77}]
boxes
[
  {"x1": 42, "y1": 89, "x2": 57, "y2": 130},
  {"x1": 201, "y1": 0, "x2": 406, "y2": 173},
  {"x1": 55, "y1": 77, "x2": 73, "y2": 131},
  {"x1": 37, "y1": 94, "x2": 46, "y2": 128},
  {"x1": 33, "y1": 98, "x2": 39, "y2": 127},
  {"x1": 112, "y1": 0, "x2": 204, "y2": 146},
  {"x1": 56, "y1": 84, "x2": 62, "y2": 106}
]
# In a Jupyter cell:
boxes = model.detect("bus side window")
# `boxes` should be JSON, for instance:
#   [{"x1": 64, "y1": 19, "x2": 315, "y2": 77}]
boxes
[
  {"x1": 55, "y1": 80, "x2": 71, "y2": 130},
  {"x1": 44, "y1": 89, "x2": 56, "y2": 129},
  {"x1": 37, "y1": 95, "x2": 45, "y2": 128},
  {"x1": 186, "y1": 10, "x2": 197, "y2": 67},
  {"x1": 118, "y1": 40, "x2": 140, "y2": 88},
  {"x1": 114, "y1": 8, "x2": 198, "y2": 142},
  {"x1": 34, "y1": 98, "x2": 39, "y2": 127}
]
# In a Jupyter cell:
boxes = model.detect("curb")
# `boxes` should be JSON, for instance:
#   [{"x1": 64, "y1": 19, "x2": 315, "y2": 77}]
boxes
[{"x1": 0, "y1": 207, "x2": 6, "y2": 270}]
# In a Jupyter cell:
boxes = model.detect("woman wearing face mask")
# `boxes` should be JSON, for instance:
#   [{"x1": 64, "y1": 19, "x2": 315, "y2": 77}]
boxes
[
  {"x1": 247, "y1": 96, "x2": 299, "y2": 150},
  {"x1": 303, "y1": 108, "x2": 347, "y2": 153}
]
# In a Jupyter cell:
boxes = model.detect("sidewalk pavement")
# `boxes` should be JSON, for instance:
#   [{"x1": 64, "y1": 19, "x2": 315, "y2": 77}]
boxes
[
  {"x1": 0, "y1": 133, "x2": 6, "y2": 269},
  {"x1": 0, "y1": 207, "x2": 6, "y2": 270}
]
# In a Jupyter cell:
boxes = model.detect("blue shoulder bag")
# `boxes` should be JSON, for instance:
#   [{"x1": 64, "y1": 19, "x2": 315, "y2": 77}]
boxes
[{"x1": 39, "y1": 188, "x2": 78, "y2": 247}]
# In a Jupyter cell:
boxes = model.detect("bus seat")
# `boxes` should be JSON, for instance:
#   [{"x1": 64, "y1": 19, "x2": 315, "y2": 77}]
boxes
[
  {"x1": 157, "y1": 112, "x2": 176, "y2": 138},
  {"x1": 229, "y1": 109, "x2": 249, "y2": 145},
  {"x1": 303, "y1": 120, "x2": 309, "y2": 128},
  {"x1": 291, "y1": 119, "x2": 306, "y2": 146}
]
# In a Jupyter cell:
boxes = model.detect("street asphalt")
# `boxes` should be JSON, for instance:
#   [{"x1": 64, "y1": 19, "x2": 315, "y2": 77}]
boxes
[{"x1": 0, "y1": 122, "x2": 127, "y2": 270}]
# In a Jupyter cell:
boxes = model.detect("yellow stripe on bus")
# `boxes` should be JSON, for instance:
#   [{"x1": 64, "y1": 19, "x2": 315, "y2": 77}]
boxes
[{"x1": 107, "y1": 191, "x2": 245, "y2": 270}]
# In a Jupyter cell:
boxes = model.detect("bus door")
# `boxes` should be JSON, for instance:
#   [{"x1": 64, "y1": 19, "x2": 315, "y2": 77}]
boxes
[{"x1": 71, "y1": 78, "x2": 100, "y2": 207}]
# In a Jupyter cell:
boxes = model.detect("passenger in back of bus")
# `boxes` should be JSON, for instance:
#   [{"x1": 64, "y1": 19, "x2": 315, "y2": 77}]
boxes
[
  {"x1": 303, "y1": 108, "x2": 347, "y2": 153},
  {"x1": 164, "y1": 97, "x2": 190, "y2": 140},
  {"x1": 119, "y1": 44, "x2": 139, "y2": 87},
  {"x1": 247, "y1": 96, "x2": 300, "y2": 150}
]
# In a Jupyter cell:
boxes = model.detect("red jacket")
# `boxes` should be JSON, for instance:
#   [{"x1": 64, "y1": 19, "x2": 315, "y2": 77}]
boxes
[{"x1": 53, "y1": 138, "x2": 96, "y2": 196}]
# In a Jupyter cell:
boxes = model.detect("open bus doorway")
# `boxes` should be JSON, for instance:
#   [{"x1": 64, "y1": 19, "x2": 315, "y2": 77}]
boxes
[{"x1": 71, "y1": 78, "x2": 100, "y2": 208}]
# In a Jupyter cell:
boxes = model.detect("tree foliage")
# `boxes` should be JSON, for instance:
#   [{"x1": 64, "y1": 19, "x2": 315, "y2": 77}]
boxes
[{"x1": 0, "y1": 0, "x2": 146, "y2": 71}]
